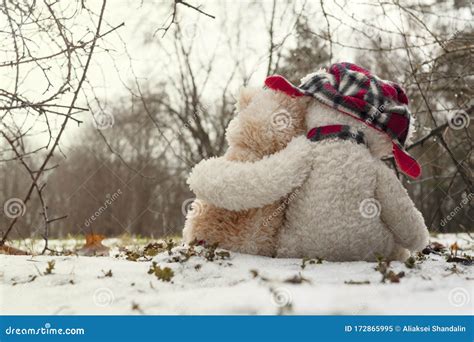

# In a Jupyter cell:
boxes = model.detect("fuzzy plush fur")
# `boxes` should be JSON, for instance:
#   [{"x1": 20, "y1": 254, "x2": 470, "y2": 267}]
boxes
[
  {"x1": 183, "y1": 88, "x2": 311, "y2": 256},
  {"x1": 188, "y1": 100, "x2": 429, "y2": 261}
]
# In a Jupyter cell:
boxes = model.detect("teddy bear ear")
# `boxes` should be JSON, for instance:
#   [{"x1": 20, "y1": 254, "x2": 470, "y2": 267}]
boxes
[{"x1": 237, "y1": 87, "x2": 258, "y2": 111}]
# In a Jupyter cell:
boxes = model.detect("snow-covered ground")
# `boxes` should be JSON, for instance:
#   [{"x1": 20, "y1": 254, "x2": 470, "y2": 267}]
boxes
[{"x1": 0, "y1": 234, "x2": 472, "y2": 315}]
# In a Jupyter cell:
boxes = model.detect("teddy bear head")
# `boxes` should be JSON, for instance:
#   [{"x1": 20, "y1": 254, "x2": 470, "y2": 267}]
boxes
[
  {"x1": 305, "y1": 101, "x2": 398, "y2": 159},
  {"x1": 264, "y1": 62, "x2": 420, "y2": 178},
  {"x1": 224, "y1": 87, "x2": 310, "y2": 161}
]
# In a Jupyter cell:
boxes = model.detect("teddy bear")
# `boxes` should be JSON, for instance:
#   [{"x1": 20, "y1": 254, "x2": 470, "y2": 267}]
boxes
[
  {"x1": 187, "y1": 62, "x2": 429, "y2": 261},
  {"x1": 183, "y1": 86, "x2": 312, "y2": 256}
]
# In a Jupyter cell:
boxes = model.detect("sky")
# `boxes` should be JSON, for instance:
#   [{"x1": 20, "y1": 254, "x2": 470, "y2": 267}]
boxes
[{"x1": 1, "y1": 0, "x2": 471, "y2": 149}]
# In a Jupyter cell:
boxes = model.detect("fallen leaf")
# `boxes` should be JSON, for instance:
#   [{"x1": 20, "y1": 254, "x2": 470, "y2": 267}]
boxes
[
  {"x1": 422, "y1": 241, "x2": 446, "y2": 255},
  {"x1": 446, "y1": 256, "x2": 472, "y2": 266},
  {"x1": 431, "y1": 241, "x2": 446, "y2": 251},
  {"x1": 404, "y1": 256, "x2": 416, "y2": 269},
  {"x1": 450, "y1": 242, "x2": 459, "y2": 256},
  {"x1": 77, "y1": 233, "x2": 109, "y2": 256},
  {"x1": 147, "y1": 262, "x2": 174, "y2": 282},
  {"x1": 344, "y1": 280, "x2": 370, "y2": 285},
  {"x1": 0, "y1": 244, "x2": 29, "y2": 255},
  {"x1": 284, "y1": 274, "x2": 310, "y2": 284}
]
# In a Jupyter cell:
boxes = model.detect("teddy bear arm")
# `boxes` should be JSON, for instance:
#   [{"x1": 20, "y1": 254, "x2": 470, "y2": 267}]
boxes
[
  {"x1": 375, "y1": 163, "x2": 429, "y2": 252},
  {"x1": 187, "y1": 136, "x2": 312, "y2": 211}
]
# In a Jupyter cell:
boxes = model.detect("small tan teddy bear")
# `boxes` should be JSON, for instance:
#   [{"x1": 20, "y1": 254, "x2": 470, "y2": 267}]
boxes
[{"x1": 182, "y1": 87, "x2": 311, "y2": 256}]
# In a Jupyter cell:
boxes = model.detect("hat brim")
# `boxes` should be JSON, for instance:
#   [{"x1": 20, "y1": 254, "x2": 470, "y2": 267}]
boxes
[
  {"x1": 393, "y1": 143, "x2": 421, "y2": 179},
  {"x1": 265, "y1": 75, "x2": 305, "y2": 97},
  {"x1": 265, "y1": 75, "x2": 422, "y2": 179}
]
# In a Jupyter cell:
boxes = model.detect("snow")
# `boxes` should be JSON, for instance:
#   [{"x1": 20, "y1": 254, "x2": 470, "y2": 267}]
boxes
[{"x1": 0, "y1": 234, "x2": 472, "y2": 315}]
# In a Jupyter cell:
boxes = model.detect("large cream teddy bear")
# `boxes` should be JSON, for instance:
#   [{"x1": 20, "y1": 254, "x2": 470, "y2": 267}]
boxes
[
  {"x1": 183, "y1": 87, "x2": 311, "y2": 256},
  {"x1": 188, "y1": 62, "x2": 429, "y2": 261}
]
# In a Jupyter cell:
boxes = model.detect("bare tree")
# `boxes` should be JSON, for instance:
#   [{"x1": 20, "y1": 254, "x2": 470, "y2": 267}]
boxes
[
  {"x1": 0, "y1": 0, "x2": 123, "y2": 251},
  {"x1": 1, "y1": 0, "x2": 471, "y2": 252}
]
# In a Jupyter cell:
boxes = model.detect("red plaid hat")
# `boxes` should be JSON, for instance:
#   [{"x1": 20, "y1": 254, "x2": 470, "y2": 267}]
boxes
[{"x1": 265, "y1": 62, "x2": 421, "y2": 179}]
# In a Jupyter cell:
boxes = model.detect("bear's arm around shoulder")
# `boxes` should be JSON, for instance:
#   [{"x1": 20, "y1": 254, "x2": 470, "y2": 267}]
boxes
[{"x1": 187, "y1": 136, "x2": 313, "y2": 211}]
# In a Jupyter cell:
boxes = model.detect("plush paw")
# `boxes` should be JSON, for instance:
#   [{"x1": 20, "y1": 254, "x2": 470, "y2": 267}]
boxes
[{"x1": 405, "y1": 226, "x2": 430, "y2": 252}]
